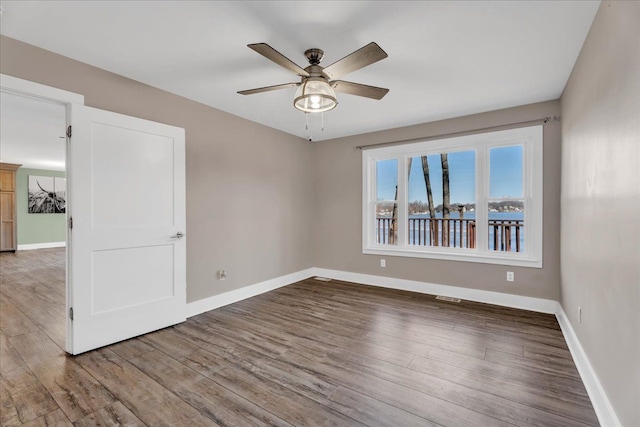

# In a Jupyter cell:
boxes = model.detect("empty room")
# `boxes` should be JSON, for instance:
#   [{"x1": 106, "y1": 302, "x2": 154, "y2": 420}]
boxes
[{"x1": 0, "y1": 1, "x2": 638, "y2": 426}]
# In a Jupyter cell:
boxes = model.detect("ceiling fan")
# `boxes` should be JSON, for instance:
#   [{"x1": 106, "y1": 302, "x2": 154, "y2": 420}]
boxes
[{"x1": 238, "y1": 42, "x2": 389, "y2": 113}]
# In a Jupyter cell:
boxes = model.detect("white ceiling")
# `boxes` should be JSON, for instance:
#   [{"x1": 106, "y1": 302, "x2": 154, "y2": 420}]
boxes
[
  {"x1": 0, "y1": 1, "x2": 599, "y2": 142},
  {"x1": 0, "y1": 91, "x2": 66, "y2": 171}
]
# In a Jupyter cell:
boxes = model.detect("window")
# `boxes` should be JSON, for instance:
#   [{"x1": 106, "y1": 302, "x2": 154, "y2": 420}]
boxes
[{"x1": 362, "y1": 125, "x2": 543, "y2": 267}]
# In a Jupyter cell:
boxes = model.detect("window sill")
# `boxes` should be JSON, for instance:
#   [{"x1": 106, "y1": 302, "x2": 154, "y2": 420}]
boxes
[{"x1": 363, "y1": 246, "x2": 542, "y2": 268}]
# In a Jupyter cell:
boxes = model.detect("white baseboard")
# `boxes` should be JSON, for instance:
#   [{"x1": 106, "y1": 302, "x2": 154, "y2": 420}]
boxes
[
  {"x1": 312, "y1": 268, "x2": 558, "y2": 314},
  {"x1": 187, "y1": 267, "x2": 557, "y2": 318},
  {"x1": 17, "y1": 241, "x2": 66, "y2": 251},
  {"x1": 186, "y1": 268, "x2": 315, "y2": 318},
  {"x1": 555, "y1": 305, "x2": 622, "y2": 427},
  {"x1": 185, "y1": 266, "x2": 619, "y2": 426}
]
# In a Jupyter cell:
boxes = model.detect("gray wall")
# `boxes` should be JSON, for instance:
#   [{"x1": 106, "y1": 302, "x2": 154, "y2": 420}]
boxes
[
  {"x1": 560, "y1": 2, "x2": 640, "y2": 426},
  {"x1": 312, "y1": 100, "x2": 562, "y2": 301},
  {"x1": 0, "y1": 36, "x2": 563, "y2": 304},
  {"x1": 0, "y1": 35, "x2": 315, "y2": 303},
  {"x1": 16, "y1": 168, "x2": 66, "y2": 245}
]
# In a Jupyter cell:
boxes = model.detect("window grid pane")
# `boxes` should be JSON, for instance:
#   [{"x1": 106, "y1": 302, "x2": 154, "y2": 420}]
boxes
[
  {"x1": 407, "y1": 152, "x2": 475, "y2": 250},
  {"x1": 376, "y1": 159, "x2": 398, "y2": 201},
  {"x1": 490, "y1": 146, "x2": 523, "y2": 198},
  {"x1": 375, "y1": 202, "x2": 397, "y2": 245},
  {"x1": 375, "y1": 159, "x2": 399, "y2": 245},
  {"x1": 488, "y1": 201, "x2": 525, "y2": 252},
  {"x1": 488, "y1": 145, "x2": 525, "y2": 252}
]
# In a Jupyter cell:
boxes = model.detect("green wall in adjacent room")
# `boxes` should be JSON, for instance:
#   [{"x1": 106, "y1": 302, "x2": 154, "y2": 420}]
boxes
[{"x1": 16, "y1": 168, "x2": 66, "y2": 245}]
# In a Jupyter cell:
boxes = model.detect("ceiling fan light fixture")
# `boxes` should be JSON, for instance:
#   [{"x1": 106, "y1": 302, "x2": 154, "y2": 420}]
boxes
[{"x1": 293, "y1": 78, "x2": 337, "y2": 113}]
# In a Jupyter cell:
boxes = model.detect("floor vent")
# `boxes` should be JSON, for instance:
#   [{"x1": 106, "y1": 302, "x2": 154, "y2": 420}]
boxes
[
  {"x1": 436, "y1": 295, "x2": 462, "y2": 303},
  {"x1": 313, "y1": 276, "x2": 332, "y2": 282}
]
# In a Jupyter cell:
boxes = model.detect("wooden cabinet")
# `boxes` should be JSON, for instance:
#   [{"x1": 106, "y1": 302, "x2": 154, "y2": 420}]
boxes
[{"x1": 0, "y1": 163, "x2": 21, "y2": 252}]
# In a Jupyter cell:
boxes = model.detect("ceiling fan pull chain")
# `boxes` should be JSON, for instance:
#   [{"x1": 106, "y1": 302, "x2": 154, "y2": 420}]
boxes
[
  {"x1": 321, "y1": 112, "x2": 325, "y2": 132},
  {"x1": 305, "y1": 113, "x2": 313, "y2": 141}
]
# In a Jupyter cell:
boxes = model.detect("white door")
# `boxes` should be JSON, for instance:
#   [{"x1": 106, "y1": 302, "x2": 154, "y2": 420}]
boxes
[{"x1": 68, "y1": 105, "x2": 186, "y2": 355}]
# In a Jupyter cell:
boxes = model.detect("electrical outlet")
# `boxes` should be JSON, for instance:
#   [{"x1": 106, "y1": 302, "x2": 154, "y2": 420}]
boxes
[
  {"x1": 217, "y1": 270, "x2": 227, "y2": 281},
  {"x1": 506, "y1": 271, "x2": 514, "y2": 282},
  {"x1": 578, "y1": 306, "x2": 582, "y2": 323},
  {"x1": 380, "y1": 259, "x2": 386, "y2": 268}
]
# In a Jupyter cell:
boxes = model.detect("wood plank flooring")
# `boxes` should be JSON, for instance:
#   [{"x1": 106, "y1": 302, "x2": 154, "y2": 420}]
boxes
[{"x1": 0, "y1": 248, "x2": 599, "y2": 426}]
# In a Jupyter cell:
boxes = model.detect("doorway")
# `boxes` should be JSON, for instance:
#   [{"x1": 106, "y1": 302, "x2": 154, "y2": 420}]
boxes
[
  {"x1": 0, "y1": 91, "x2": 68, "y2": 250},
  {"x1": 0, "y1": 90, "x2": 68, "y2": 349},
  {"x1": 1, "y1": 74, "x2": 187, "y2": 355}
]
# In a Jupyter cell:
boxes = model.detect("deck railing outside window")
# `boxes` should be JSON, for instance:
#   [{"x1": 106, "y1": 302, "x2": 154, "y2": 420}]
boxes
[{"x1": 376, "y1": 217, "x2": 524, "y2": 252}]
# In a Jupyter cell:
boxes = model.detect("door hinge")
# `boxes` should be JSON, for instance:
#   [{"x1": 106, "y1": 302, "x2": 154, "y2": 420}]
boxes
[
  {"x1": 69, "y1": 307, "x2": 74, "y2": 321},
  {"x1": 66, "y1": 125, "x2": 72, "y2": 138},
  {"x1": 69, "y1": 217, "x2": 73, "y2": 229}
]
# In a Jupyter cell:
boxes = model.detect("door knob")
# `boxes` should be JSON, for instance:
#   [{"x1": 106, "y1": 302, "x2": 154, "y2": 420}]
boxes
[{"x1": 170, "y1": 232, "x2": 185, "y2": 239}]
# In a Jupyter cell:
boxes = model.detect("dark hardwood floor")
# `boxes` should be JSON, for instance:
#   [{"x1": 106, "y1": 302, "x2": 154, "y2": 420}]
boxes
[{"x1": 0, "y1": 248, "x2": 599, "y2": 426}]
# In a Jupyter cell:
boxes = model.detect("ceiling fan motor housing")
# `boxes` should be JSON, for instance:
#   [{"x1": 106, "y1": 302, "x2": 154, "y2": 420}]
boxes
[{"x1": 304, "y1": 48, "x2": 324, "y2": 65}]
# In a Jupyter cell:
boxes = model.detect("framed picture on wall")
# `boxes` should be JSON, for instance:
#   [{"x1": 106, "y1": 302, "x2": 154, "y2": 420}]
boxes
[{"x1": 28, "y1": 175, "x2": 66, "y2": 214}]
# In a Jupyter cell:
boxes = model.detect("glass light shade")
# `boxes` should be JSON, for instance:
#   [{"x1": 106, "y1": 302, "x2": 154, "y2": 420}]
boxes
[{"x1": 293, "y1": 78, "x2": 337, "y2": 113}]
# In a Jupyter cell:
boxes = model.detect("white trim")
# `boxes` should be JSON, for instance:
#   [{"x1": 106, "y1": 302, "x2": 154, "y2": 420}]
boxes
[
  {"x1": 1, "y1": 74, "x2": 83, "y2": 354},
  {"x1": 0, "y1": 74, "x2": 84, "y2": 105},
  {"x1": 186, "y1": 268, "x2": 315, "y2": 318},
  {"x1": 18, "y1": 241, "x2": 66, "y2": 251},
  {"x1": 362, "y1": 247, "x2": 542, "y2": 268},
  {"x1": 187, "y1": 266, "x2": 557, "y2": 317},
  {"x1": 555, "y1": 305, "x2": 622, "y2": 427},
  {"x1": 312, "y1": 267, "x2": 557, "y2": 313}
]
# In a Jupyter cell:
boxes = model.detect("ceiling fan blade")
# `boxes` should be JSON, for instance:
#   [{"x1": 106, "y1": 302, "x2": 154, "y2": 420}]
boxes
[
  {"x1": 248, "y1": 43, "x2": 310, "y2": 77},
  {"x1": 237, "y1": 82, "x2": 300, "y2": 95},
  {"x1": 323, "y1": 42, "x2": 388, "y2": 80},
  {"x1": 331, "y1": 80, "x2": 389, "y2": 100}
]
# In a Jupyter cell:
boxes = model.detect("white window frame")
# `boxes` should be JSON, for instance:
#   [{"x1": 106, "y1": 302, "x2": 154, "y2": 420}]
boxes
[{"x1": 362, "y1": 125, "x2": 543, "y2": 268}]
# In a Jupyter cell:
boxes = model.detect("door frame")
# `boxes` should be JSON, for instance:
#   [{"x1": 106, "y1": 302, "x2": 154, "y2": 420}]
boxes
[{"x1": 1, "y1": 74, "x2": 84, "y2": 353}]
